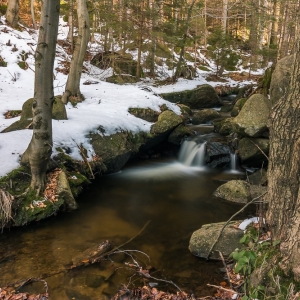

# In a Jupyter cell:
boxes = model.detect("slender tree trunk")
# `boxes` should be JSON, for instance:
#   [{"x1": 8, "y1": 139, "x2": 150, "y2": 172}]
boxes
[
  {"x1": 222, "y1": 0, "x2": 228, "y2": 34},
  {"x1": 62, "y1": 0, "x2": 90, "y2": 104},
  {"x1": 5, "y1": 0, "x2": 19, "y2": 27},
  {"x1": 21, "y1": 0, "x2": 60, "y2": 195},
  {"x1": 67, "y1": 0, "x2": 74, "y2": 51},
  {"x1": 267, "y1": 38, "x2": 300, "y2": 281},
  {"x1": 173, "y1": 0, "x2": 196, "y2": 81},
  {"x1": 30, "y1": 0, "x2": 36, "y2": 29},
  {"x1": 136, "y1": 0, "x2": 144, "y2": 80}
]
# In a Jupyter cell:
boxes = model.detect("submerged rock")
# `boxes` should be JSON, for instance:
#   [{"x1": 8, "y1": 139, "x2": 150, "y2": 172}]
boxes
[
  {"x1": 189, "y1": 221, "x2": 244, "y2": 260},
  {"x1": 213, "y1": 180, "x2": 251, "y2": 204}
]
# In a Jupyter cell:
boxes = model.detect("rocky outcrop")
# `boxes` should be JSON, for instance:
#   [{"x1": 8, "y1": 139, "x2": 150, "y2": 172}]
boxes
[
  {"x1": 213, "y1": 180, "x2": 251, "y2": 204},
  {"x1": 238, "y1": 137, "x2": 269, "y2": 167},
  {"x1": 160, "y1": 84, "x2": 222, "y2": 109},
  {"x1": 2, "y1": 97, "x2": 68, "y2": 133},
  {"x1": 191, "y1": 109, "x2": 221, "y2": 125},
  {"x1": 232, "y1": 94, "x2": 271, "y2": 137},
  {"x1": 189, "y1": 221, "x2": 244, "y2": 260},
  {"x1": 269, "y1": 54, "x2": 294, "y2": 106}
]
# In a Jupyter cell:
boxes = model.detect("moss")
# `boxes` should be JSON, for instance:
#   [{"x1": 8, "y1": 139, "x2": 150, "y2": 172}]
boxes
[
  {"x1": 0, "y1": 4, "x2": 7, "y2": 15},
  {"x1": 0, "y1": 56, "x2": 7, "y2": 67},
  {"x1": 198, "y1": 65, "x2": 210, "y2": 71},
  {"x1": 17, "y1": 61, "x2": 28, "y2": 70},
  {"x1": 67, "y1": 171, "x2": 90, "y2": 197}
]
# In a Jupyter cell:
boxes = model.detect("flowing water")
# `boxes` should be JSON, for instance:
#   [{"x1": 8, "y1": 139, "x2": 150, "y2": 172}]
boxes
[{"x1": 0, "y1": 137, "x2": 248, "y2": 299}]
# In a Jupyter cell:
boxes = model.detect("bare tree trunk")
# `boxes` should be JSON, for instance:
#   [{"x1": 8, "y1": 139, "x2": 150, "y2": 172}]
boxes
[
  {"x1": 21, "y1": 0, "x2": 60, "y2": 195},
  {"x1": 222, "y1": 0, "x2": 228, "y2": 33},
  {"x1": 267, "y1": 38, "x2": 300, "y2": 281},
  {"x1": 173, "y1": 0, "x2": 196, "y2": 81},
  {"x1": 62, "y1": 0, "x2": 90, "y2": 104},
  {"x1": 30, "y1": 0, "x2": 36, "y2": 29},
  {"x1": 5, "y1": 0, "x2": 19, "y2": 27},
  {"x1": 67, "y1": 0, "x2": 74, "y2": 51}
]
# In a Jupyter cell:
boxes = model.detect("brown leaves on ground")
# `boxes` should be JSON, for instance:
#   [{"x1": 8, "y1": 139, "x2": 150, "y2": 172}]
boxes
[
  {"x1": 43, "y1": 168, "x2": 61, "y2": 203},
  {"x1": 0, "y1": 287, "x2": 48, "y2": 300},
  {"x1": 3, "y1": 110, "x2": 22, "y2": 119},
  {"x1": 112, "y1": 285, "x2": 209, "y2": 300}
]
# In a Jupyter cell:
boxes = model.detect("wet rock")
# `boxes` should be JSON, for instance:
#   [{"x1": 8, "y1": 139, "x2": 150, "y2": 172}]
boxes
[
  {"x1": 270, "y1": 54, "x2": 294, "y2": 106},
  {"x1": 189, "y1": 221, "x2": 244, "y2": 260},
  {"x1": 191, "y1": 109, "x2": 221, "y2": 125},
  {"x1": 232, "y1": 94, "x2": 271, "y2": 137},
  {"x1": 238, "y1": 137, "x2": 269, "y2": 167},
  {"x1": 213, "y1": 180, "x2": 251, "y2": 204},
  {"x1": 167, "y1": 124, "x2": 195, "y2": 145},
  {"x1": 248, "y1": 169, "x2": 267, "y2": 186},
  {"x1": 85, "y1": 273, "x2": 105, "y2": 288},
  {"x1": 160, "y1": 84, "x2": 222, "y2": 109},
  {"x1": 205, "y1": 137, "x2": 230, "y2": 168},
  {"x1": 219, "y1": 117, "x2": 235, "y2": 136},
  {"x1": 177, "y1": 104, "x2": 192, "y2": 124}
]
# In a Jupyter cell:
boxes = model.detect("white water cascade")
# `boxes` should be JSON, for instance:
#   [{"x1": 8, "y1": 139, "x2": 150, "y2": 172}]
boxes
[
  {"x1": 178, "y1": 140, "x2": 207, "y2": 167},
  {"x1": 230, "y1": 152, "x2": 237, "y2": 171}
]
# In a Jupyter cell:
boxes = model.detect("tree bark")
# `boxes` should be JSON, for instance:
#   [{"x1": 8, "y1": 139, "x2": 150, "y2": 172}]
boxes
[
  {"x1": 62, "y1": 0, "x2": 90, "y2": 104},
  {"x1": 267, "y1": 38, "x2": 300, "y2": 281},
  {"x1": 5, "y1": 0, "x2": 19, "y2": 28},
  {"x1": 21, "y1": 0, "x2": 60, "y2": 195},
  {"x1": 30, "y1": 0, "x2": 36, "y2": 29}
]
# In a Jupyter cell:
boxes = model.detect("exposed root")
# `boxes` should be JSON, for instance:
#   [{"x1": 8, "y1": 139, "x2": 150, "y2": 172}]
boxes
[{"x1": 0, "y1": 189, "x2": 14, "y2": 230}]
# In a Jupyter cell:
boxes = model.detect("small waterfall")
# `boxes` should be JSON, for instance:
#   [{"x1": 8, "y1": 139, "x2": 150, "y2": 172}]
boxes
[
  {"x1": 230, "y1": 151, "x2": 238, "y2": 172},
  {"x1": 178, "y1": 140, "x2": 207, "y2": 167}
]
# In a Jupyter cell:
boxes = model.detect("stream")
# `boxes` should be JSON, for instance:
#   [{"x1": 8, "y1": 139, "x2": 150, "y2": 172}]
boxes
[{"x1": 0, "y1": 131, "x2": 251, "y2": 299}]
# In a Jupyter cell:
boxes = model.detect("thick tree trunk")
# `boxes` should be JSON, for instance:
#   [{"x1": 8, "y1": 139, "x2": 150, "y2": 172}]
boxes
[
  {"x1": 62, "y1": 0, "x2": 90, "y2": 104},
  {"x1": 5, "y1": 0, "x2": 19, "y2": 27},
  {"x1": 267, "y1": 38, "x2": 300, "y2": 281},
  {"x1": 21, "y1": 0, "x2": 60, "y2": 195}
]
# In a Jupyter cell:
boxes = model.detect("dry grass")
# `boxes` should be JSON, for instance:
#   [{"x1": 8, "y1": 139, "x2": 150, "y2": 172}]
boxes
[{"x1": 0, "y1": 189, "x2": 14, "y2": 230}]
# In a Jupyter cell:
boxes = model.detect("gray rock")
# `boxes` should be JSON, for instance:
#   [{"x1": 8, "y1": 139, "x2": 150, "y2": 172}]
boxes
[
  {"x1": 191, "y1": 109, "x2": 221, "y2": 125},
  {"x1": 167, "y1": 124, "x2": 195, "y2": 145},
  {"x1": 160, "y1": 84, "x2": 222, "y2": 109},
  {"x1": 248, "y1": 169, "x2": 267, "y2": 186},
  {"x1": 233, "y1": 94, "x2": 271, "y2": 137},
  {"x1": 238, "y1": 137, "x2": 269, "y2": 167},
  {"x1": 205, "y1": 138, "x2": 231, "y2": 168},
  {"x1": 213, "y1": 180, "x2": 251, "y2": 204},
  {"x1": 231, "y1": 98, "x2": 247, "y2": 117},
  {"x1": 189, "y1": 221, "x2": 244, "y2": 260}
]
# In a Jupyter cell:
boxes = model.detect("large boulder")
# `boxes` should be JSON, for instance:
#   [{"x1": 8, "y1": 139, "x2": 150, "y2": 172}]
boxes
[
  {"x1": 150, "y1": 110, "x2": 182, "y2": 135},
  {"x1": 191, "y1": 109, "x2": 221, "y2": 125},
  {"x1": 89, "y1": 131, "x2": 145, "y2": 173},
  {"x1": 160, "y1": 84, "x2": 222, "y2": 109},
  {"x1": 269, "y1": 54, "x2": 294, "y2": 106},
  {"x1": 2, "y1": 97, "x2": 68, "y2": 133},
  {"x1": 189, "y1": 221, "x2": 244, "y2": 260},
  {"x1": 231, "y1": 98, "x2": 247, "y2": 117},
  {"x1": 213, "y1": 117, "x2": 235, "y2": 136},
  {"x1": 238, "y1": 137, "x2": 269, "y2": 167},
  {"x1": 167, "y1": 124, "x2": 195, "y2": 145},
  {"x1": 213, "y1": 180, "x2": 251, "y2": 204},
  {"x1": 232, "y1": 94, "x2": 271, "y2": 137}
]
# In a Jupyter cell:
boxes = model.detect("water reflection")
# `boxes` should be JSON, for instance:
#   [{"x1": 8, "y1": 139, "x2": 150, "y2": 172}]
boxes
[{"x1": 0, "y1": 159, "x2": 247, "y2": 299}]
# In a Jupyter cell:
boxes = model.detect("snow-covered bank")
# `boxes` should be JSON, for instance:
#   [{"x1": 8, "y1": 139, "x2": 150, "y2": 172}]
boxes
[{"x1": 0, "y1": 17, "x2": 260, "y2": 178}]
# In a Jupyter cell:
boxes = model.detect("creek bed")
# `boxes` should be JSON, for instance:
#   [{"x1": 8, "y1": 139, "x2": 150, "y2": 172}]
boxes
[{"x1": 0, "y1": 158, "x2": 248, "y2": 299}]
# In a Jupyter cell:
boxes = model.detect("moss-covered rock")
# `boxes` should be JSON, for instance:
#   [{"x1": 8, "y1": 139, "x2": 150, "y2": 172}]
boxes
[
  {"x1": 128, "y1": 107, "x2": 160, "y2": 122},
  {"x1": 57, "y1": 171, "x2": 78, "y2": 210},
  {"x1": 189, "y1": 221, "x2": 244, "y2": 259},
  {"x1": 238, "y1": 137, "x2": 269, "y2": 167},
  {"x1": 106, "y1": 74, "x2": 139, "y2": 84},
  {"x1": 231, "y1": 98, "x2": 247, "y2": 117},
  {"x1": 219, "y1": 117, "x2": 235, "y2": 136},
  {"x1": 232, "y1": 94, "x2": 271, "y2": 137},
  {"x1": 150, "y1": 110, "x2": 182, "y2": 135},
  {"x1": 248, "y1": 169, "x2": 267, "y2": 186},
  {"x1": 177, "y1": 104, "x2": 192, "y2": 124},
  {"x1": 167, "y1": 124, "x2": 195, "y2": 145},
  {"x1": 160, "y1": 84, "x2": 222, "y2": 109},
  {"x1": 191, "y1": 109, "x2": 221, "y2": 125},
  {"x1": 2, "y1": 97, "x2": 68, "y2": 133},
  {"x1": 213, "y1": 180, "x2": 251, "y2": 204}
]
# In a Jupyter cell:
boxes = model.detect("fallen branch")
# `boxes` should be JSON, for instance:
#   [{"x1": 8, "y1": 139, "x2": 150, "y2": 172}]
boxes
[
  {"x1": 218, "y1": 250, "x2": 233, "y2": 290},
  {"x1": 206, "y1": 192, "x2": 267, "y2": 259},
  {"x1": 207, "y1": 283, "x2": 240, "y2": 294},
  {"x1": 249, "y1": 140, "x2": 269, "y2": 161}
]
